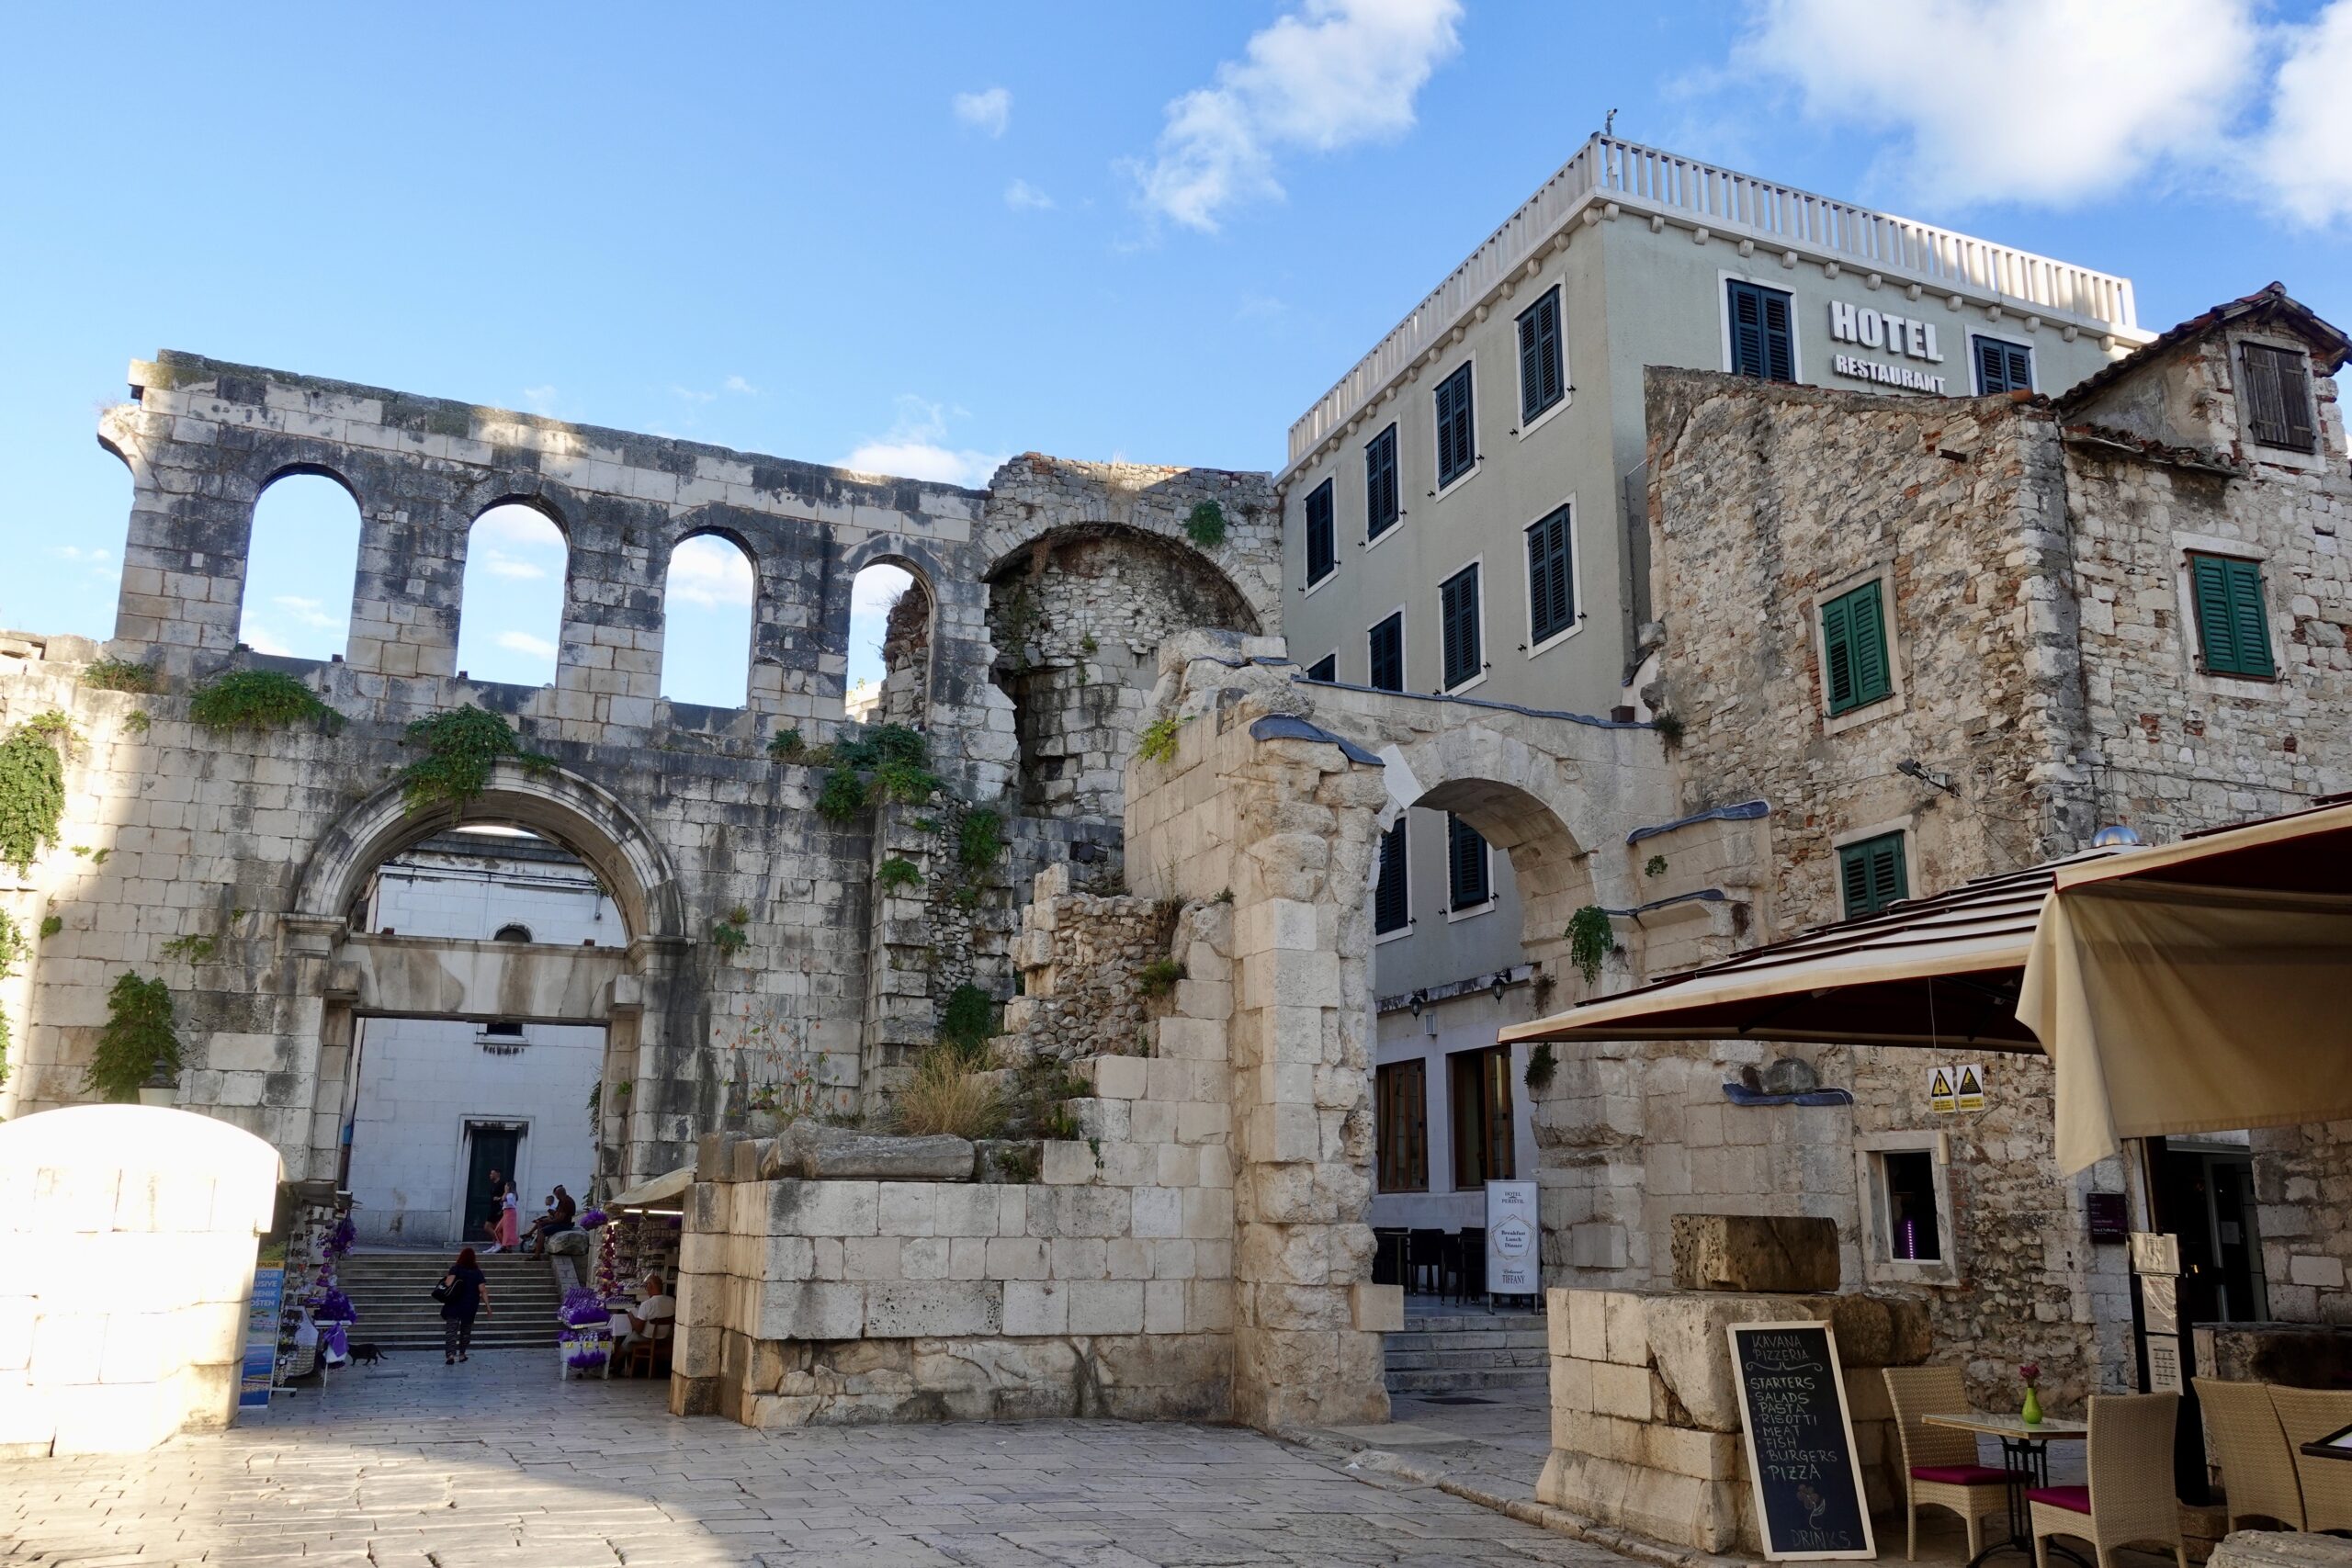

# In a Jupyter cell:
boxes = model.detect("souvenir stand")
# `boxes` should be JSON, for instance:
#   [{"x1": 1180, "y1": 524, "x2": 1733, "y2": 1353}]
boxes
[{"x1": 571, "y1": 1168, "x2": 687, "y2": 1381}]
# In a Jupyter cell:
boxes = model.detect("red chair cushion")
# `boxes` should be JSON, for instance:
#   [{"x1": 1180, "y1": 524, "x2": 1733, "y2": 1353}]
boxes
[
  {"x1": 1912, "y1": 1464, "x2": 2026, "y2": 1486},
  {"x1": 2029, "y1": 1485, "x2": 2092, "y2": 1514}
]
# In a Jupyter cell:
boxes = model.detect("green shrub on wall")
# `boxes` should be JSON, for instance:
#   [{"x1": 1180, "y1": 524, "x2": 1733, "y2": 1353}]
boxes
[
  {"x1": 0, "y1": 711, "x2": 74, "y2": 874},
  {"x1": 1183, "y1": 501, "x2": 1227, "y2": 548},
  {"x1": 398, "y1": 706, "x2": 554, "y2": 818},
  {"x1": 85, "y1": 971, "x2": 180, "y2": 1102},
  {"x1": 1566, "y1": 905, "x2": 1613, "y2": 987},
  {"x1": 939, "y1": 982, "x2": 995, "y2": 1064},
  {"x1": 188, "y1": 670, "x2": 343, "y2": 732},
  {"x1": 81, "y1": 658, "x2": 158, "y2": 694},
  {"x1": 956, "y1": 807, "x2": 1005, "y2": 871}
]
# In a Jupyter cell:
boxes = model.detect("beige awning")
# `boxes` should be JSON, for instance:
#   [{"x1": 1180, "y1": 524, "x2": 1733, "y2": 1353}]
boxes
[
  {"x1": 607, "y1": 1165, "x2": 692, "y2": 1209},
  {"x1": 1499, "y1": 853, "x2": 2091, "y2": 1051},
  {"x1": 2022, "y1": 803, "x2": 2352, "y2": 1174}
]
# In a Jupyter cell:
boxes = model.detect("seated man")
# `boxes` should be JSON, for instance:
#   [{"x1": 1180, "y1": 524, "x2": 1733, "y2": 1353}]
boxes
[
  {"x1": 619, "y1": 1274, "x2": 675, "y2": 1371},
  {"x1": 522, "y1": 1185, "x2": 578, "y2": 1256}
]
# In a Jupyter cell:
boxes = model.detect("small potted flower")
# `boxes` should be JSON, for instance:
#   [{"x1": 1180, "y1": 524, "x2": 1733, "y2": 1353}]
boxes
[
  {"x1": 558, "y1": 1285, "x2": 612, "y2": 1378},
  {"x1": 2019, "y1": 1361, "x2": 2043, "y2": 1426}
]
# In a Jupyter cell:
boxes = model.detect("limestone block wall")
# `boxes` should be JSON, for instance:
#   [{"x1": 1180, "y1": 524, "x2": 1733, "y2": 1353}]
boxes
[
  {"x1": 2251, "y1": 1122, "x2": 2352, "y2": 1323},
  {"x1": 0, "y1": 1106, "x2": 280, "y2": 1457},
  {"x1": 1534, "y1": 1286, "x2": 1928, "y2": 1555},
  {"x1": 999, "y1": 864, "x2": 1179, "y2": 1062}
]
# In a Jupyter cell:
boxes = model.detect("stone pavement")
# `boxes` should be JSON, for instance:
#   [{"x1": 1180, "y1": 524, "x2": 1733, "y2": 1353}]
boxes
[{"x1": 0, "y1": 1352, "x2": 1643, "y2": 1567}]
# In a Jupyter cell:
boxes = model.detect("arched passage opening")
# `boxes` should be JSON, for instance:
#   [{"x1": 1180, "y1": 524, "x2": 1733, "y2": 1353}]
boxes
[
  {"x1": 845, "y1": 560, "x2": 932, "y2": 728},
  {"x1": 240, "y1": 470, "x2": 362, "y2": 660},
  {"x1": 985, "y1": 525, "x2": 1260, "y2": 820},
  {"x1": 455, "y1": 502, "x2": 568, "y2": 686},
  {"x1": 660, "y1": 532, "x2": 757, "y2": 709}
]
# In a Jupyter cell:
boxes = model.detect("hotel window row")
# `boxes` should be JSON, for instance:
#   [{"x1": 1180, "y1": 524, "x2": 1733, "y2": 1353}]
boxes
[{"x1": 1369, "y1": 811, "x2": 1493, "y2": 937}]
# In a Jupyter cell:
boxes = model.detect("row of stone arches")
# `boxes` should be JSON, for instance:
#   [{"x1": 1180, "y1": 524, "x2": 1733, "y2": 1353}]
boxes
[{"x1": 234, "y1": 470, "x2": 933, "y2": 716}]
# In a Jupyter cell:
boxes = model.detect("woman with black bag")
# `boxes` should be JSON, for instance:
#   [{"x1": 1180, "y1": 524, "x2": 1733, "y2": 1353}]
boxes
[{"x1": 435, "y1": 1247, "x2": 493, "y2": 1365}]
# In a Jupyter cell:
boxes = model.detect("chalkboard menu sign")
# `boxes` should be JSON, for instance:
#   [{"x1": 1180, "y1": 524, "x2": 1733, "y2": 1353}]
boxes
[{"x1": 1724, "y1": 1321, "x2": 1876, "y2": 1561}]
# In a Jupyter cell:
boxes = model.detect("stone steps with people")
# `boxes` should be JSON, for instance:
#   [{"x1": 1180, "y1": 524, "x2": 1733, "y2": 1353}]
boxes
[{"x1": 335, "y1": 1250, "x2": 568, "y2": 1352}]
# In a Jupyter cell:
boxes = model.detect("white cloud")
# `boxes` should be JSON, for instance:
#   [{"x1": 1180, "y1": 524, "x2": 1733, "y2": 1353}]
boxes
[
  {"x1": 954, "y1": 86, "x2": 1012, "y2": 137},
  {"x1": 2260, "y1": 0, "x2": 2352, "y2": 224},
  {"x1": 723, "y1": 375, "x2": 760, "y2": 395},
  {"x1": 1004, "y1": 178, "x2": 1055, "y2": 211},
  {"x1": 520, "y1": 385, "x2": 558, "y2": 414},
  {"x1": 242, "y1": 623, "x2": 292, "y2": 657},
  {"x1": 852, "y1": 564, "x2": 914, "y2": 616},
  {"x1": 272, "y1": 594, "x2": 340, "y2": 631},
  {"x1": 1732, "y1": 0, "x2": 2352, "y2": 225},
  {"x1": 496, "y1": 630, "x2": 556, "y2": 660},
  {"x1": 670, "y1": 385, "x2": 717, "y2": 405},
  {"x1": 842, "y1": 396, "x2": 1008, "y2": 489},
  {"x1": 478, "y1": 548, "x2": 547, "y2": 581},
  {"x1": 51, "y1": 545, "x2": 110, "y2": 563},
  {"x1": 1129, "y1": 0, "x2": 1462, "y2": 232},
  {"x1": 665, "y1": 536, "x2": 756, "y2": 610},
  {"x1": 470, "y1": 504, "x2": 566, "y2": 551}
]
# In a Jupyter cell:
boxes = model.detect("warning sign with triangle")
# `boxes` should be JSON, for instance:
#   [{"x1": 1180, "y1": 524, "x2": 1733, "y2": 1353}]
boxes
[
  {"x1": 1955, "y1": 1063, "x2": 1984, "y2": 1112},
  {"x1": 1928, "y1": 1066, "x2": 1956, "y2": 1114}
]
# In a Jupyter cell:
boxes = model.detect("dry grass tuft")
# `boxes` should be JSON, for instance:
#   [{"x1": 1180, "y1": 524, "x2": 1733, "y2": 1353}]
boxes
[{"x1": 889, "y1": 1045, "x2": 1007, "y2": 1140}]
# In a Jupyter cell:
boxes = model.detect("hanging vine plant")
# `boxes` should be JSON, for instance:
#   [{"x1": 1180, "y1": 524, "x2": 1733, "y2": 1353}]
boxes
[
  {"x1": 1566, "y1": 904, "x2": 1614, "y2": 987},
  {"x1": 85, "y1": 971, "x2": 180, "y2": 1103},
  {"x1": 397, "y1": 706, "x2": 554, "y2": 818},
  {"x1": 188, "y1": 670, "x2": 343, "y2": 732},
  {"x1": 0, "y1": 711, "x2": 74, "y2": 874}
]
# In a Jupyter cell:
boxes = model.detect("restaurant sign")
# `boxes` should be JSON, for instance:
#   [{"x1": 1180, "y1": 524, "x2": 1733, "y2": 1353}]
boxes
[{"x1": 1827, "y1": 300, "x2": 1950, "y2": 394}]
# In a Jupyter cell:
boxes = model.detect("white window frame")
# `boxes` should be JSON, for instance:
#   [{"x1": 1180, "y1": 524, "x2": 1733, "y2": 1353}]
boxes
[
  {"x1": 1366, "y1": 605, "x2": 1408, "y2": 695},
  {"x1": 1432, "y1": 359, "x2": 1482, "y2": 501},
  {"x1": 1809, "y1": 563, "x2": 1906, "y2": 735},
  {"x1": 1968, "y1": 333, "x2": 2038, "y2": 395},
  {"x1": 1855, "y1": 1130, "x2": 1960, "y2": 1287},
  {"x1": 1716, "y1": 269, "x2": 1805, "y2": 384},
  {"x1": 1515, "y1": 284, "x2": 1571, "y2": 440},
  {"x1": 1522, "y1": 494, "x2": 1584, "y2": 658},
  {"x1": 1438, "y1": 555, "x2": 1487, "y2": 697},
  {"x1": 1304, "y1": 649, "x2": 1340, "y2": 684}
]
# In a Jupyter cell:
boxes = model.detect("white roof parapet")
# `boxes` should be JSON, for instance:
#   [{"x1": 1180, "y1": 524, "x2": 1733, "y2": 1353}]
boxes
[{"x1": 1283, "y1": 135, "x2": 2146, "y2": 474}]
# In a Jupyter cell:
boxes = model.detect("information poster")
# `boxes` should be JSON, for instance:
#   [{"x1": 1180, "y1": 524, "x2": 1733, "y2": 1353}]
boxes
[
  {"x1": 240, "y1": 1267, "x2": 284, "y2": 1411},
  {"x1": 1485, "y1": 1180, "x2": 1538, "y2": 1297},
  {"x1": 1724, "y1": 1321, "x2": 1875, "y2": 1560}
]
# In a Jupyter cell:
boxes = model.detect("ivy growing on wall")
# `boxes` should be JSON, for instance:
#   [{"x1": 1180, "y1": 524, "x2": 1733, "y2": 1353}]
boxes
[
  {"x1": 1566, "y1": 905, "x2": 1614, "y2": 987},
  {"x1": 1182, "y1": 501, "x2": 1227, "y2": 549},
  {"x1": 188, "y1": 670, "x2": 343, "y2": 733},
  {"x1": 81, "y1": 658, "x2": 158, "y2": 694},
  {"x1": 815, "y1": 724, "x2": 942, "y2": 822},
  {"x1": 85, "y1": 971, "x2": 180, "y2": 1103},
  {"x1": 876, "y1": 856, "x2": 923, "y2": 893},
  {"x1": 956, "y1": 807, "x2": 1004, "y2": 872},
  {"x1": 1136, "y1": 716, "x2": 1185, "y2": 766},
  {"x1": 0, "y1": 711, "x2": 74, "y2": 874},
  {"x1": 397, "y1": 706, "x2": 554, "y2": 818}
]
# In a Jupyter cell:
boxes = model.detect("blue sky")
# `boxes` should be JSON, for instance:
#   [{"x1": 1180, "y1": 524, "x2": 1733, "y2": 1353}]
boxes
[{"x1": 4, "y1": 2, "x2": 2345, "y2": 702}]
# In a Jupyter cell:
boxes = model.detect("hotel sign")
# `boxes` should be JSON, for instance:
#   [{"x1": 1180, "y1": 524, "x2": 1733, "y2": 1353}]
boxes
[{"x1": 1827, "y1": 301, "x2": 1949, "y2": 394}]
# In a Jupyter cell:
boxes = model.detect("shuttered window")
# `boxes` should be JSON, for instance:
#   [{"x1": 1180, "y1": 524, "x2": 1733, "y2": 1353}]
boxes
[
  {"x1": 2242, "y1": 344, "x2": 2317, "y2": 453},
  {"x1": 1368, "y1": 613, "x2": 1404, "y2": 693},
  {"x1": 1525, "y1": 504, "x2": 1576, "y2": 644},
  {"x1": 1305, "y1": 653, "x2": 1337, "y2": 683},
  {"x1": 1973, "y1": 336, "x2": 2033, "y2": 395},
  {"x1": 1440, "y1": 563, "x2": 1481, "y2": 690},
  {"x1": 1820, "y1": 581, "x2": 1893, "y2": 716},
  {"x1": 1376, "y1": 1059, "x2": 1428, "y2": 1192},
  {"x1": 1304, "y1": 479, "x2": 1336, "y2": 586},
  {"x1": 1450, "y1": 1045, "x2": 1515, "y2": 1187},
  {"x1": 1517, "y1": 286, "x2": 1566, "y2": 423},
  {"x1": 1727, "y1": 280, "x2": 1795, "y2": 382},
  {"x1": 1446, "y1": 812, "x2": 1490, "y2": 910},
  {"x1": 1838, "y1": 832, "x2": 1909, "y2": 918},
  {"x1": 1435, "y1": 364, "x2": 1476, "y2": 488},
  {"x1": 1374, "y1": 819, "x2": 1409, "y2": 935},
  {"x1": 1365, "y1": 424, "x2": 1400, "y2": 540},
  {"x1": 2188, "y1": 553, "x2": 2276, "y2": 678}
]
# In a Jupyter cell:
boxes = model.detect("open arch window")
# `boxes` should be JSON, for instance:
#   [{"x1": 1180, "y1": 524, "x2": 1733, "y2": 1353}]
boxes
[
  {"x1": 455, "y1": 503, "x2": 567, "y2": 686},
  {"x1": 848, "y1": 563, "x2": 931, "y2": 726},
  {"x1": 240, "y1": 472, "x2": 362, "y2": 660},
  {"x1": 661, "y1": 534, "x2": 758, "y2": 708}
]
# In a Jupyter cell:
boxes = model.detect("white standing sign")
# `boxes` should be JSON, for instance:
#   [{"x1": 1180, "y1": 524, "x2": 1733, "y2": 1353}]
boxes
[{"x1": 1485, "y1": 1180, "x2": 1539, "y2": 1297}]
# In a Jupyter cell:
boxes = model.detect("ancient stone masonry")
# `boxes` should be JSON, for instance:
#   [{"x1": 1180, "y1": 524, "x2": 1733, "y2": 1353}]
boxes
[
  {"x1": 999, "y1": 865, "x2": 1180, "y2": 1064},
  {"x1": 0, "y1": 354, "x2": 1277, "y2": 1200}
]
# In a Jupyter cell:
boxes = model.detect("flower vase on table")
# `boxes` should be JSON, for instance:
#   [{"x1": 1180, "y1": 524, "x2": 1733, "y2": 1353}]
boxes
[{"x1": 2019, "y1": 1362, "x2": 2043, "y2": 1426}]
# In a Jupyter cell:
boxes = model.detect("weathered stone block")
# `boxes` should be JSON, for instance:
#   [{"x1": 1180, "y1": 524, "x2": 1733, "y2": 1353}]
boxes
[
  {"x1": 765, "y1": 1123, "x2": 973, "y2": 1181},
  {"x1": 1669, "y1": 1213, "x2": 1839, "y2": 1293}
]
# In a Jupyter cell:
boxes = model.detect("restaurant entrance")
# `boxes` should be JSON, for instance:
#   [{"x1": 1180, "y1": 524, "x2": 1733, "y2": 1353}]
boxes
[{"x1": 2155, "y1": 1138, "x2": 2269, "y2": 1327}]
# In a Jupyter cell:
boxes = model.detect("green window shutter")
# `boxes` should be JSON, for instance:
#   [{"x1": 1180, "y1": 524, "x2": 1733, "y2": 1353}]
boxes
[
  {"x1": 1761, "y1": 289, "x2": 1794, "y2": 382},
  {"x1": 1519, "y1": 310, "x2": 1544, "y2": 423},
  {"x1": 1822, "y1": 581, "x2": 1891, "y2": 714},
  {"x1": 1838, "y1": 832, "x2": 1909, "y2": 918},
  {"x1": 2190, "y1": 553, "x2": 2275, "y2": 677},
  {"x1": 1729, "y1": 282, "x2": 1767, "y2": 378}
]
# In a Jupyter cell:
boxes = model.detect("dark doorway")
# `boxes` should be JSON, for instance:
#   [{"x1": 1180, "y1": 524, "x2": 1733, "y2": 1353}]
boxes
[
  {"x1": 2157, "y1": 1140, "x2": 2268, "y2": 1326},
  {"x1": 464, "y1": 1124, "x2": 523, "y2": 1247}
]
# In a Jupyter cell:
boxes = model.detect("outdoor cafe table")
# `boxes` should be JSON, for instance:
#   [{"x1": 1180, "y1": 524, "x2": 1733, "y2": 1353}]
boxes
[{"x1": 1923, "y1": 1411, "x2": 2090, "y2": 1568}]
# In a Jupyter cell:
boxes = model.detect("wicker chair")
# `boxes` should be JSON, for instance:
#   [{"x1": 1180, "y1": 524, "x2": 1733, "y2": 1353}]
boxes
[
  {"x1": 2265, "y1": 1385, "x2": 2352, "y2": 1533},
  {"x1": 1883, "y1": 1366, "x2": 2027, "y2": 1562},
  {"x1": 2192, "y1": 1377, "x2": 2304, "y2": 1531},
  {"x1": 2030, "y1": 1393, "x2": 2185, "y2": 1568}
]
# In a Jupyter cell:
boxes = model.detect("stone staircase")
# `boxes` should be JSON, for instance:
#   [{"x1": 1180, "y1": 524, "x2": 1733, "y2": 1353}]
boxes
[
  {"x1": 335, "y1": 1250, "x2": 567, "y2": 1353},
  {"x1": 1384, "y1": 1310, "x2": 1551, "y2": 1395}
]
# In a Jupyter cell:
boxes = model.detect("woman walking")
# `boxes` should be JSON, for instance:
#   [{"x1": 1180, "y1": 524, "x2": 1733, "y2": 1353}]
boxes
[
  {"x1": 486, "y1": 1183, "x2": 519, "y2": 1254},
  {"x1": 438, "y1": 1247, "x2": 493, "y2": 1364}
]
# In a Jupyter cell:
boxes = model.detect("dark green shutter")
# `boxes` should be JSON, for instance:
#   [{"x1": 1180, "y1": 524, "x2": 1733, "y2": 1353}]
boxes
[
  {"x1": 1441, "y1": 565, "x2": 1480, "y2": 688},
  {"x1": 1975, "y1": 337, "x2": 2034, "y2": 394},
  {"x1": 1369, "y1": 614, "x2": 1403, "y2": 692},
  {"x1": 1305, "y1": 653, "x2": 1336, "y2": 683},
  {"x1": 1822, "y1": 581, "x2": 1892, "y2": 715},
  {"x1": 1527, "y1": 506, "x2": 1574, "y2": 643},
  {"x1": 1838, "y1": 832, "x2": 1908, "y2": 918},
  {"x1": 1305, "y1": 479, "x2": 1335, "y2": 584},
  {"x1": 1762, "y1": 289, "x2": 1794, "y2": 382},
  {"x1": 2191, "y1": 553, "x2": 2275, "y2": 677},
  {"x1": 1519, "y1": 310, "x2": 1544, "y2": 423},
  {"x1": 1729, "y1": 281, "x2": 1794, "y2": 383},
  {"x1": 1436, "y1": 365, "x2": 1476, "y2": 487},
  {"x1": 1374, "y1": 820, "x2": 1408, "y2": 933},
  {"x1": 1365, "y1": 425, "x2": 1398, "y2": 539},
  {"x1": 1447, "y1": 814, "x2": 1489, "y2": 909}
]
